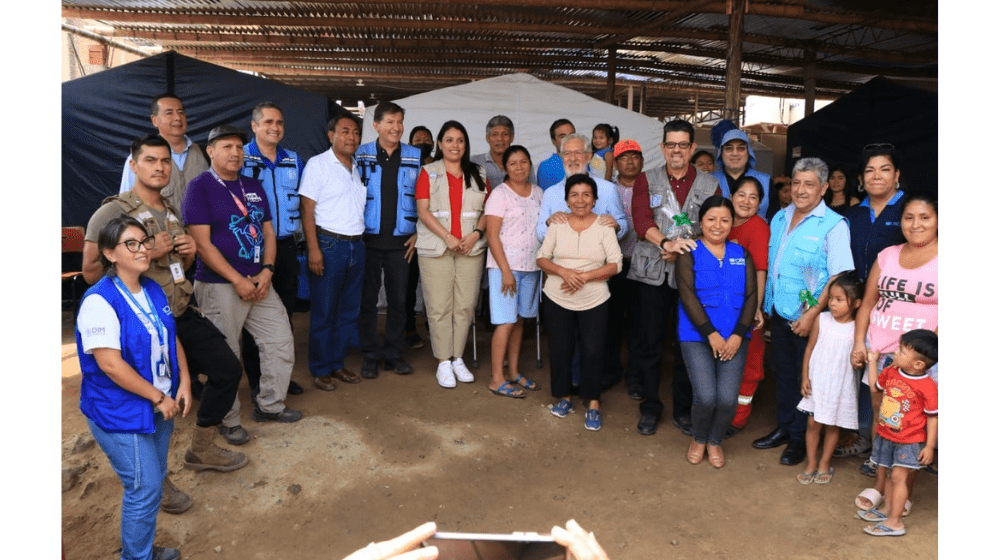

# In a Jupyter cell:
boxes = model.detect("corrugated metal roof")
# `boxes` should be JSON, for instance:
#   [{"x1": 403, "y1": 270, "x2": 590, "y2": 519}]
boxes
[{"x1": 62, "y1": 0, "x2": 937, "y2": 119}]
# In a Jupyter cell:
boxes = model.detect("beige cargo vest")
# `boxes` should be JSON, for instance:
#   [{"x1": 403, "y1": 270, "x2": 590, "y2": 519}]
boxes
[
  {"x1": 161, "y1": 144, "x2": 209, "y2": 219},
  {"x1": 627, "y1": 165, "x2": 719, "y2": 288},
  {"x1": 104, "y1": 190, "x2": 194, "y2": 316},
  {"x1": 415, "y1": 159, "x2": 489, "y2": 257}
]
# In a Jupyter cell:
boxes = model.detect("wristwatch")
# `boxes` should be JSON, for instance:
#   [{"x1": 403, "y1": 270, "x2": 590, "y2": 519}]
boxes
[
  {"x1": 261, "y1": 264, "x2": 276, "y2": 273},
  {"x1": 659, "y1": 238, "x2": 669, "y2": 249},
  {"x1": 474, "y1": 228, "x2": 485, "y2": 239}
]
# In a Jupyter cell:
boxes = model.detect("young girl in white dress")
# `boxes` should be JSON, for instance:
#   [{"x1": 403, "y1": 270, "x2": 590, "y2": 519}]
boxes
[{"x1": 796, "y1": 272, "x2": 864, "y2": 485}]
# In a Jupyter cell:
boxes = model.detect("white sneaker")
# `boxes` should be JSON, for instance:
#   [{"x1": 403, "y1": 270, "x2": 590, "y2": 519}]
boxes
[
  {"x1": 436, "y1": 361, "x2": 456, "y2": 388},
  {"x1": 452, "y1": 358, "x2": 474, "y2": 383}
]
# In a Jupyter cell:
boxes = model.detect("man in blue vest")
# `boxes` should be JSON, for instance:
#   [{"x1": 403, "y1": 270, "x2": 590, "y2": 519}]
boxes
[
  {"x1": 241, "y1": 102, "x2": 307, "y2": 398},
  {"x1": 711, "y1": 129, "x2": 771, "y2": 219},
  {"x1": 757, "y1": 157, "x2": 854, "y2": 465},
  {"x1": 356, "y1": 102, "x2": 420, "y2": 377}
]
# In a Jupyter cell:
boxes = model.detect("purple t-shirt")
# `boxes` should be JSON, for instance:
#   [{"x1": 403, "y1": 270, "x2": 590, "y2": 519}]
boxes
[{"x1": 182, "y1": 170, "x2": 272, "y2": 284}]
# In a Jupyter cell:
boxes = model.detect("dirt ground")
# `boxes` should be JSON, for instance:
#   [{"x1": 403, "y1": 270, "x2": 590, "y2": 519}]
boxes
[{"x1": 60, "y1": 310, "x2": 938, "y2": 560}]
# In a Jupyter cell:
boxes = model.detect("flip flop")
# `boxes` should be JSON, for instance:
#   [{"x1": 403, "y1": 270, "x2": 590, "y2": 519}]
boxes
[
  {"x1": 814, "y1": 468, "x2": 834, "y2": 484},
  {"x1": 510, "y1": 374, "x2": 540, "y2": 391},
  {"x1": 863, "y1": 523, "x2": 905, "y2": 537},
  {"x1": 856, "y1": 488, "x2": 883, "y2": 510},
  {"x1": 490, "y1": 381, "x2": 525, "y2": 399},
  {"x1": 797, "y1": 471, "x2": 817, "y2": 485},
  {"x1": 857, "y1": 508, "x2": 888, "y2": 522}
]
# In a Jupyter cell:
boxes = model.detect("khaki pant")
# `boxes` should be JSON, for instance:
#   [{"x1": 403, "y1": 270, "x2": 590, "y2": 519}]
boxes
[
  {"x1": 193, "y1": 281, "x2": 294, "y2": 425},
  {"x1": 418, "y1": 251, "x2": 485, "y2": 361}
]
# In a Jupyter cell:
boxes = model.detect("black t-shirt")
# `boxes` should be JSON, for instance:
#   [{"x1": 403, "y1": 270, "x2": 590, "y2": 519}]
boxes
[{"x1": 365, "y1": 143, "x2": 407, "y2": 250}]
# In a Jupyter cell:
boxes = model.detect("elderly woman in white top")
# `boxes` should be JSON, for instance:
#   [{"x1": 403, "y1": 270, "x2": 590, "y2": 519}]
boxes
[{"x1": 536, "y1": 174, "x2": 622, "y2": 432}]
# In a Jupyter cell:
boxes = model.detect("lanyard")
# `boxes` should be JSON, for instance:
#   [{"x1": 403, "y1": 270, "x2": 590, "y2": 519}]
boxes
[
  {"x1": 209, "y1": 168, "x2": 260, "y2": 241},
  {"x1": 113, "y1": 277, "x2": 171, "y2": 379}
]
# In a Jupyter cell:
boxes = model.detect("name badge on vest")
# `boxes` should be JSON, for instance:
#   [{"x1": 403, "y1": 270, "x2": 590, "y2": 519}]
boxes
[
  {"x1": 169, "y1": 261, "x2": 186, "y2": 284},
  {"x1": 650, "y1": 194, "x2": 662, "y2": 207}
]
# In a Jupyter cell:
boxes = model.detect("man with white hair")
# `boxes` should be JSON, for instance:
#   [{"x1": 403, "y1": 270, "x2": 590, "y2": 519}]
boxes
[
  {"x1": 754, "y1": 157, "x2": 853, "y2": 466},
  {"x1": 535, "y1": 133, "x2": 628, "y2": 242}
]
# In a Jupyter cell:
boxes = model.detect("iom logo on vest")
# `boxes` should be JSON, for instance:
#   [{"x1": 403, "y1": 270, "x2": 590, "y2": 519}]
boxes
[{"x1": 728, "y1": 257, "x2": 746, "y2": 266}]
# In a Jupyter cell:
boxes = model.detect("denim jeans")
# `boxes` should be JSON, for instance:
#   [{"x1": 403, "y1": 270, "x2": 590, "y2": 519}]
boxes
[
  {"x1": 309, "y1": 235, "x2": 365, "y2": 375},
  {"x1": 87, "y1": 414, "x2": 173, "y2": 560},
  {"x1": 681, "y1": 339, "x2": 748, "y2": 446}
]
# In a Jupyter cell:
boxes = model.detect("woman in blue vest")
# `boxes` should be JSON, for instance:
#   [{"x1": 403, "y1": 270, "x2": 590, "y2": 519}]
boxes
[
  {"x1": 839, "y1": 144, "x2": 906, "y2": 470},
  {"x1": 76, "y1": 216, "x2": 191, "y2": 560},
  {"x1": 676, "y1": 196, "x2": 760, "y2": 468}
]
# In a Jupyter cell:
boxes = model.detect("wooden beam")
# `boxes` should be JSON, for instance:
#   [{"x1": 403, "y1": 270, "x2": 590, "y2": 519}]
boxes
[
  {"x1": 63, "y1": 2, "x2": 937, "y2": 35},
  {"x1": 605, "y1": 47, "x2": 617, "y2": 103},
  {"x1": 594, "y1": 0, "x2": 717, "y2": 49},
  {"x1": 63, "y1": 8, "x2": 636, "y2": 35},
  {"x1": 107, "y1": 23, "x2": 934, "y2": 66},
  {"x1": 723, "y1": 0, "x2": 745, "y2": 123}
]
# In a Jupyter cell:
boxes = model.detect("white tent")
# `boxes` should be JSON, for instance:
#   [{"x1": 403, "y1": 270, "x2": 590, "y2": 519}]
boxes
[{"x1": 361, "y1": 73, "x2": 668, "y2": 173}]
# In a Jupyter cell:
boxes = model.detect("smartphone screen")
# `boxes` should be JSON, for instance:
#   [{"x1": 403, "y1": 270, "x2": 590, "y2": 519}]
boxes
[{"x1": 423, "y1": 531, "x2": 568, "y2": 560}]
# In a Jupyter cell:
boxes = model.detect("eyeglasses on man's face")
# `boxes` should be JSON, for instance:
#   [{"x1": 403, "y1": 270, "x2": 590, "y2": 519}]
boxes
[{"x1": 662, "y1": 142, "x2": 692, "y2": 150}]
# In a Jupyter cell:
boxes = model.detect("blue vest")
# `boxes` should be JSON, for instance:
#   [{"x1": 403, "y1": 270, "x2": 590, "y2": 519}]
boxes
[
  {"x1": 764, "y1": 206, "x2": 845, "y2": 321},
  {"x1": 355, "y1": 141, "x2": 420, "y2": 236},
  {"x1": 242, "y1": 140, "x2": 302, "y2": 238},
  {"x1": 76, "y1": 276, "x2": 179, "y2": 434},
  {"x1": 712, "y1": 167, "x2": 771, "y2": 219},
  {"x1": 845, "y1": 197, "x2": 904, "y2": 283},
  {"x1": 677, "y1": 241, "x2": 748, "y2": 342}
]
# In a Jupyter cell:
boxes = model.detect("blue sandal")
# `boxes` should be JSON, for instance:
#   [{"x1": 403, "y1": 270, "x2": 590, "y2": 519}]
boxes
[
  {"x1": 490, "y1": 381, "x2": 525, "y2": 399},
  {"x1": 511, "y1": 374, "x2": 540, "y2": 391}
]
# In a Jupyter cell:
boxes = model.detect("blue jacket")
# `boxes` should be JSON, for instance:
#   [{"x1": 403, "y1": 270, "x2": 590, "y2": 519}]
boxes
[
  {"x1": 355, "y1": 141, "x2": 420, "y2": 236},
  {"x1": 764, "y1": 205, "x2": 845, "y2": 321},
  {"x1": 712, "y1": 129, "x2": 771, "y2": 218},
  {"x1": 678, "y1": 241, "x2": 749, "y2": 342},
  {"x1": 845, "y1": 192, "x2": 905, "y2": 283},
  {"x1": 77, "y1": 276, "x2": 179, "y2": 434},
  {"x1": 242, "y1": 139, "x2": 303, "y2": 239}
]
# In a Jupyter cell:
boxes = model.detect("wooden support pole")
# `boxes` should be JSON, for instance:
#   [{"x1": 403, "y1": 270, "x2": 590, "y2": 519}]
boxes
[
  {"x1": 605, "y1": 47, "x2": 617, "y2": 103},
  {"x1": 724, "y1": 0, "x2": 746, "y2": 123},
  {"x1": 803, "y1": 46, "x2": 817, "y2": 116}
]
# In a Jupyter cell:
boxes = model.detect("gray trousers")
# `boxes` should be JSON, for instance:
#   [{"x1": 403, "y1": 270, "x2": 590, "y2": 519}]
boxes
[{"x1": 194, "y1": 281, "x2": 294, "y2": 425}]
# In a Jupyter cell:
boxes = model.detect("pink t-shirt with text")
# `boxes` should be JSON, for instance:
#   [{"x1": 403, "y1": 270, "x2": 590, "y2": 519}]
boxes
[{"x1": 868, "y1": 244, "x2": 938, "y2": 354}]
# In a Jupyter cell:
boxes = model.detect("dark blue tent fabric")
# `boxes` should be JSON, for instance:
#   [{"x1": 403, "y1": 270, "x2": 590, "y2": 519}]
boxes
[
  {"x1": 63, "y1": 52, "x2": 341, "y2": 227},
  {"x1": 785, "y1": 76, "x2": 937, "y2": 200}
]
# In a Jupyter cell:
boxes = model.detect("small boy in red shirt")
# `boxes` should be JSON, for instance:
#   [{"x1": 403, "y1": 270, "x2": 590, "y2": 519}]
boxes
[{"x1": 860, "y1": 329, "x2": 938, "y2": 537}]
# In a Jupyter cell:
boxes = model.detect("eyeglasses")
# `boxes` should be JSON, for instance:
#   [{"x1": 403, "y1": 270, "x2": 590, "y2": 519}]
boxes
[
  {"x1": 863, "y1": 143, "x2": 895, "y2": 153},
  {"x1": 117, "y1": 236, "x2": 156, "y2": 253},
  {"x1": 561, "y1": 150, "x2": 590, "y2": 157},
  {"x1": 723, "y1": 144, "x2": 748, "y2": 153},
  {"x1": 663, "y1": 142, "x2": 692, "y2": 150}
]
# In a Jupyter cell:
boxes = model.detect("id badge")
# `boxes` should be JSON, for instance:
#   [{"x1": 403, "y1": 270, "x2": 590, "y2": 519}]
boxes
[
  {"x1": 169, "y1": 261, "x2": 185, "y2": 284},
  {"x1": 650, "y1": 194, "x2": 662, "y2": 207},
  {"x1": 254, "y1": 245, "x2": 261, "y2": 263},
  {"x1": 159, "y1": 345, "x2": 172, "y2": 378}
]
